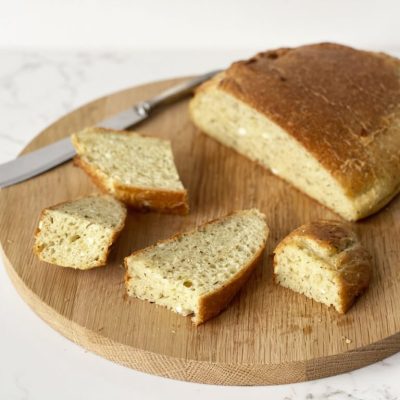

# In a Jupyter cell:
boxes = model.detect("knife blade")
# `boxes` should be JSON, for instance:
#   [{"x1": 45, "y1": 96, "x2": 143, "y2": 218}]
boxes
[{"x1": 0, "y1": 69, "x2": 221, "y2": 188}]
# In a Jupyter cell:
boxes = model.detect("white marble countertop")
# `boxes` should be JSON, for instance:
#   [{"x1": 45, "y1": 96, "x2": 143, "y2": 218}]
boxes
[{"x1": 1, "y1": 49, "x2": 400, "y2": 399}]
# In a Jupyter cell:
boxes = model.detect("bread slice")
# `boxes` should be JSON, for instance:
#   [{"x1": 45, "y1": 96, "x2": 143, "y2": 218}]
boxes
[
  {"x1": 190, "y1": 43, "x2": 400, "y2": 221},
  {"x1": 124, "y1": 209, "x2": 269, "y2": 325},
  {"x1": 71, "y1": 127, "x2": 188, "y2": 214},
  {"x1": 34, "y1": 195, "x2": 127, "y2": 270},
  {"x1": 273, "y1": 220, "x2": 371, "y2": 313}
]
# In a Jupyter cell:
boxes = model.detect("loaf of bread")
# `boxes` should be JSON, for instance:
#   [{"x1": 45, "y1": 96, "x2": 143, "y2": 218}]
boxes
[
  {"x1": 273, "y1": 220, "x2": 371, "y2": 313},
  {"x1": 71, "y1": 127, "x2": 189, "y2": 214},
  {"x1": 190, "y1": 43, "x2": 400, "y2": 221},
  {"x1": 34, "y1": 194, "x2": 127, "y2": 269},
  {"x1": 124, "y1": 209, "x2": 269, "y2": 325}
]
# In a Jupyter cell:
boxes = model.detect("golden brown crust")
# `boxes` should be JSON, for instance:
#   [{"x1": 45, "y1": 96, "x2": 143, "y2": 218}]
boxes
[
  {"x1": 273, "y1": 220, "x2": 372, "y2": 313},
  {"x1": 204, "y1": 43, "x2": 400, "y2": 202},
  {"x1": 74, "y1": 156, "x2": 189, "y2": 215},
  {"x1": 336, "y1": 245, "x2": 371, "y2": 313},
  {"x1": 194, "y1": 243, "x2": 266, "y2": 325},
  {"x1": 278, "y1": 219, "x2": 358, "y2": 255},
  {"x1": 33, "y1": 195, "x2": 127, "y2": 270},
  {"x1": 124, "y1": 209, "x2": 268, "y2": 325}
]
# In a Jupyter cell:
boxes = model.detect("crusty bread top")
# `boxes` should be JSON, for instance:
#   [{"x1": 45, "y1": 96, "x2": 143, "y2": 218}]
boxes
[
  {"x1": 206, "y1": 43, "x2": 400, "y2": 198},
  {"x1": 274, "y1": 220, "x2": 372, "y2": 280},
  {"x1": 284, "y1": 220, "x2": 359, "y2": 255}
]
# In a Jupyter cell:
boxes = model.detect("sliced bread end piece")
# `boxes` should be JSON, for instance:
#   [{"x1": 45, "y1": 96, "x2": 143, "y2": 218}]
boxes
[
  {"x1": 273, "y1": 220, "x2": 372, "y2": 313},
  {"x1": 124, "y1": 209, "x2": 269, "y2": 325},
  {"x1": 71, "y1": 127, "x2": 189, "y2": 215},
  {"x1": 34, "y1": 194, "x2": 127, "y2": 270}
]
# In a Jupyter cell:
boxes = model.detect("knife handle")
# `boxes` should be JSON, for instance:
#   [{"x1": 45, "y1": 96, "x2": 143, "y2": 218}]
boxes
[{"x1": 133, "y1": 69, "x2": 221, "y2": 117}]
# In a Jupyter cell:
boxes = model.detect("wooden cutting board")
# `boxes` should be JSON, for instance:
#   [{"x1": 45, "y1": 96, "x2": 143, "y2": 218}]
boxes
[{"x1": 1, "y1": 77, "x2": 400, "y2": 385}]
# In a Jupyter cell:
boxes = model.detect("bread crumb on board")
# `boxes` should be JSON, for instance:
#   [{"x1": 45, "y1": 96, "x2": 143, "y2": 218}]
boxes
[{"x1": 342, "y1": 336, "x2": 352, "y2": 344}]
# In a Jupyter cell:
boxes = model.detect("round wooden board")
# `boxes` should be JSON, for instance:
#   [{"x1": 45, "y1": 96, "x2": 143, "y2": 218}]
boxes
[{"x1": 1, "y1": 77, "x2": 400, "y2": 386}]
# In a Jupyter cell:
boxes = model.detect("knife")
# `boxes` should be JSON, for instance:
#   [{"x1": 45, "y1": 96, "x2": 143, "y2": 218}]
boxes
[{"x1": 0, "y1": 70, "x2": 220, "y2": 188}]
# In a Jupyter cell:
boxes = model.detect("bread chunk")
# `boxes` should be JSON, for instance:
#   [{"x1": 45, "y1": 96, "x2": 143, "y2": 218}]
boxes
[
  {"x1": 71, "y1": 127, "x2": 188, "y2": 214},
  {"x1": 124, "y1": 209, "x2": 269, "y2": 325},
  {"x1": 273, "y1": 220, "x2": 372, "y2": 313},
  {"x1": 190, "y1": 43, "x2": 400, "y2": 221},
  {"x1": 34, "y1": 195, "x2": 127, "y2": 269}
]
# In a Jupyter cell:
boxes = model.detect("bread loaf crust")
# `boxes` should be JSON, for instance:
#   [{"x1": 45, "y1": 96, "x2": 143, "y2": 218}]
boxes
[
  {"x1": 192, "y1": 43, "x2": 400, "y2": 220},
  {"x1": 218, "y1": 43, "x2": 400, "y2": 196}
]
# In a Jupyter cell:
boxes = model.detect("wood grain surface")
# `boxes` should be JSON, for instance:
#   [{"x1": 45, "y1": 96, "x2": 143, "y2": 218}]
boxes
[{"x1": 1, "y1": 77, "x2": 400, "y2": 385}]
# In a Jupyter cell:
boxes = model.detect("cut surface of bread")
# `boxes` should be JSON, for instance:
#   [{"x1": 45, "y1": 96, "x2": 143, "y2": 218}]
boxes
[
  {"x1": 124, "y1": 209, "x2": 269, "y2": 325},
  {"x1": 34, "y1": 195, "x2": 127, "y2": 269},
  {"x1": 190, "y1": 43, "x2": 400, "y2": 221},
  {"x1": 71, "y1": 127, "x2": 188, "y2": 214},
  {"x1": 273, "y1": 220, "x2": 371, "y2": 313}
]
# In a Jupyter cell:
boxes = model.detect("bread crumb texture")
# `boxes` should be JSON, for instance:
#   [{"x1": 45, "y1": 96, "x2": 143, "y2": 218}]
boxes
[
  {"x1": 274, "y1": 220, "x2": 371, "y2": 313},
  {"x1": 71, "y1": 127, "x2": 188, "y2": 214},
  {"x1": 34, "y1": 195, "x2": 127, "y2": 269},
  {"x1": 125, "y1": 209, "x2": 269, "y2": 324}
]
